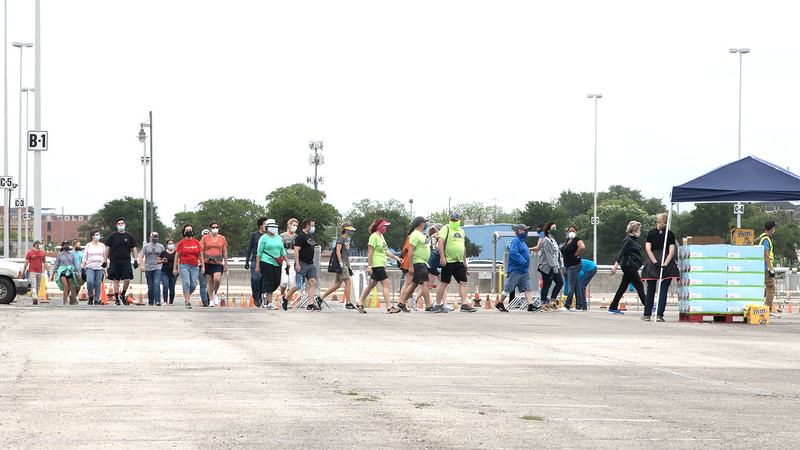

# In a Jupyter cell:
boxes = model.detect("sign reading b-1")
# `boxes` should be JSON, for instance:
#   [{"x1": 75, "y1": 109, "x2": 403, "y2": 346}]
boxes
[{"x1": 27, "y1": 131, "x2": 48, "y2": 151}]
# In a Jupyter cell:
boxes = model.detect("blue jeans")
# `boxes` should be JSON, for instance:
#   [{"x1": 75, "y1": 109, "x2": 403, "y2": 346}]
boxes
[
  {"x1": 539, "y1": 268, "x2": 564, "y2": 302},
  {"x1": 145, "y1": 270, "x2": 161, "y2": 305},
  {"x1": 249, "y1": 261, "x2": 262, "y2": 302},
  {"x1": 179, "y1": 264, "x2": 200, "y2": 295},
  {"x1": 645, "y1": 278, "x2": 672, "y2": 317},
  {"x1": 160, "y1": 271, "x2": 177, "y2": 305},
  {"x1": 565, "y1": 264, "x2": 582, "y2": 309},
  {"x1": 198, "y1": 270, "x2": 209, "y2": 305},
  {"x1": 85, "y1": 267, "x2": 104, "y2": 300},
  {"x1": 577, "y1": 266, "x2": 597, "y2": 310}
]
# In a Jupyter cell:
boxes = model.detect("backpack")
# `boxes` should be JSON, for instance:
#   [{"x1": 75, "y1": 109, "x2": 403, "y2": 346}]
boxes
[{"x1": 398, "y1": 236, "x2": 411, "y2": 271}]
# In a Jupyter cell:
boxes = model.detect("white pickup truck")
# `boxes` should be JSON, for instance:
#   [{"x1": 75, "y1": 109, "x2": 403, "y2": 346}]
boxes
[{"x1": 0, "y1": 259, "x2": 31, "y2": 304}]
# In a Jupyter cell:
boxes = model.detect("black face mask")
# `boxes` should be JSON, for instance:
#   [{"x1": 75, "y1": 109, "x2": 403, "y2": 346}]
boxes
[
  {"x1": 75, "y1": 246, "x2": 82, "y2": 252},
  {"x1": 62, "y1": 245, "x2": 71, "y2": 252},
  {"x1": 184, "y1": 230, "x2": 194, "y2": 237}
]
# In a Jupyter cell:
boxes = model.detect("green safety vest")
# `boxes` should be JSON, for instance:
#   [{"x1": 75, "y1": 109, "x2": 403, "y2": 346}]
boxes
[{"x1": 758, "y1": 232, "x2": 774, "y2": 264}]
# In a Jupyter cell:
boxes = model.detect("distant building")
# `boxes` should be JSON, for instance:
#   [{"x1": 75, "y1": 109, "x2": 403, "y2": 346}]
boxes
[
  {"x1": 462, "y1": 223, "x2": 516, "y2": 261},
  {"x1": 763, "y1": 202, "x2": 800, "y2": 219},
  {"x1": 0, "y1": 207, "x2": 92, "y2": 244}
]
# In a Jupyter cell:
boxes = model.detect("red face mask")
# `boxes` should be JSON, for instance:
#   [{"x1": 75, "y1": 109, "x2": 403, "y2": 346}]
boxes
[{"x1": 377, "y1": 226, "x2": 387, "y2": 234}]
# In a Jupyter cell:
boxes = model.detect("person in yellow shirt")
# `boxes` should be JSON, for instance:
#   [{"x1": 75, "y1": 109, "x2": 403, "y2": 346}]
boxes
[
  {"x1": 355, "y1": 218, "x2": 403, "y2": 313},
  {"x1": 436, "y1": 213, "x2": 476, "y2": 313}
]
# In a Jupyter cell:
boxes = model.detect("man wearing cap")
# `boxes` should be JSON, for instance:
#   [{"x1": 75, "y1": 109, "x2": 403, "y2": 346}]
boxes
[
  {"x1": 140, "y1": 231, "x2": 165, "y2": 306},
  {"x1": 436, "y1": 213, "x2": 477, "y2": 312},
  {"x1": 495, "y1": 224, "x2": 537, "y2": 313},
  {"x1": 758, "y1": 220, "x2": 778, "y2": 317},
  {"x1": 24, "y1": 240, "x2": 49, "y2": 305},
  {"x1": 285, "y1": 218, "x2": 322, "y2": 311},
  {"x1": 318, "y1": 222, "x2": 357, "y2": 309},
  {"x1": 104, "y1": 217, "x2": 139, "y2": 306}
]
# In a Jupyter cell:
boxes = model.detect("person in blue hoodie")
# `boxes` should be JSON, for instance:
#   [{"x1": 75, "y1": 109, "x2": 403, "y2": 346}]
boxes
[{"x1": 494, "y1": 224, "x2": 538, "y2": 313}]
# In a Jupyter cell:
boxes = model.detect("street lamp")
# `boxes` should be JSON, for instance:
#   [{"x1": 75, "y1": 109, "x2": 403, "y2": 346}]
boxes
[
  {"x1": 409, "y1": 199, "x2": 414, "y2": 218},
  {"x1": 138, "y1": 127, "x2": 149, "y2": 247},
  {"x1": 587, "y1": 93, "x2": 602, "y2": 267},
  {"x1": 139, "y1": 111, "x2": 152, "y2": 234},
  {"x1": 13, "y1": 42, "x2": 33, "y2": 257},
  {"x1": 22, "y1": 87, "x2": 34, "y2": 254},
  {"x1": 730, "y1": 48, "x2": 749, "y2": 228}
]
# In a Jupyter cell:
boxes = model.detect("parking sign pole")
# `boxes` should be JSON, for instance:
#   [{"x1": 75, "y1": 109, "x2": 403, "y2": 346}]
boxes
[{"x1": 33, "y1": 0, "x2": 42, "y2": 247}]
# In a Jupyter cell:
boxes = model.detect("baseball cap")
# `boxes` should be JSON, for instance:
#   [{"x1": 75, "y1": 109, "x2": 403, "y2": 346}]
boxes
[
  {"x1": 201, "y1": 229, "x2": 211, "y2": 236},
  {"x1": 450, "y1": 212, "x2": 461, "y2": 220},
  {"x1": 412, "y1": 216, "x2": 427, "y2": 228},
  {"x1": 515, "y1": 224, "x2": 531, "y2": 231},
  {"x1": 150, "y1": 231, "x2": 159, "y2": 237}
]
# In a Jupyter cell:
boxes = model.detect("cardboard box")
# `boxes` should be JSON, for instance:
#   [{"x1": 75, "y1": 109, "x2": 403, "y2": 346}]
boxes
[
  {"x1": 682, "y1": 236, "x2": 725, "y2": 246},
  {"x1": 744, "y1": 304, "x2": 769, "y2": 325},
  {"x1": 730, "y1": 228, "x2": 756, "y2": 246}
]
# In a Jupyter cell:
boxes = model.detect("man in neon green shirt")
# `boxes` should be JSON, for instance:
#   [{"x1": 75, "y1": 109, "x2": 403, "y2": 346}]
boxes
[
  {"x1": 397, "y1": 217, "x2": 441, "y2": 312},
  {"x1": 436, "y1": 213, "x2": 476, "y2": 312}
]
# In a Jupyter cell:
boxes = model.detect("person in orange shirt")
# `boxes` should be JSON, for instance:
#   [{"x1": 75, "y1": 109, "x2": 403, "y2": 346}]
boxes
[{"x1": 200, "y1": 221, "x2": 228, "y2": 307}]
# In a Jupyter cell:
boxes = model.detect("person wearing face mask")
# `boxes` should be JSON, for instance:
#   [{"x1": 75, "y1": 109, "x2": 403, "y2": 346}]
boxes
[
  {"x1": 139, "y1": 231, "x2": 165, "y2": 306},
  {"x1": 560, "y1": 225, "x2": 586, "y2": 312},
  {"x1": 426, "y1": 223, "x2": 444, "y2": 292},
  {"x1": 158, "y1": 239, "x2": 178, "y2": 306},
  {"x1": 174, "y1": 223, "x2": 204, "y2": 309},
  {"x1": 245, "y1": 217, "x2": 268, "y2": 307},
  {"x1": 640, "y1": 213, "x2": 679, "y2": 322},
  {"x1": 254, "y1": 219, "x2": 286, "y2": 309},
  {"x1": 495, "y1": 224, "x2": 537, "y2": 312},
  {"x1": 279, "y1": 218, "x2": 302, "y2": 308},
  {"x1": 200, "y1": 221, "x2": 228, "y2": 307},
  {"x1": 50, "y1": 241, "x2": 82, "y2": 305},
  {"x1": 396, "y1": 217, "x2": 439, "y2": 313},
  {"x1": 82, "y1": 230, "x2": 106, "y2": 305},
  {"x1": 609, "y1": 220, "x2": 646, "y2": 315},
  {"x1": 355, "y1": 218, "x2": 403, "y2": 313},
  {"x1": 284, "y1": 218, "x2": 322, "y2": 311},
  {"x1": 24, "y1": 240, "x2": 49, "y2": 305},
  {"x1": 104, "y1": 217, "x2": 139, "y2": 306},
  {"x1": 436, "y1": 213, "x2": 476, "y2": 313},
  {"x1": 67, "y1": 240, "x2": 85, "y2": 304},
  {"x1": 537, "y1": 221, "x2": 564, "y2": 311},
  {"x1": 319, "y1": 223, "x2": 356, "y2": 309}
]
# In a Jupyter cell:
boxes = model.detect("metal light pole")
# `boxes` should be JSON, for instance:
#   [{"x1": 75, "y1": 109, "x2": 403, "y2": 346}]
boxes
[
  {"x1": 13, "y1": 42, "x2": 33, "y2": 257},
  {"x1": 138, "y1": 128, "x2": 149, "y2": 246},
  {"x1": 3, "y1": 0, "x2": 9, "y2": 258},
  {"x1": 33, "y1": 0, "x2": 42, "y2": 248},
  {"x1": 139, "y1": 111, "x2": 152, "y2": 233},
  {"x1": 22, "y1": 87, "x2": 33, "y2": 254},
  {"x1": 409, "y1": 199, "x2": 413, "y2": 218},
  {"x1": 730, "y1": 48, "x2": 749, "y2": 228},
  {"x1": 587, "y1": 94, "x2": 602, "y2": 264}
]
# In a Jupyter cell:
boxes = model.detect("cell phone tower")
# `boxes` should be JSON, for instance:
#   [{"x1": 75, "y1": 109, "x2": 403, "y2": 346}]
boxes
[{"x1": 307, "y1": 141, "x2": 324, "y2": 190}]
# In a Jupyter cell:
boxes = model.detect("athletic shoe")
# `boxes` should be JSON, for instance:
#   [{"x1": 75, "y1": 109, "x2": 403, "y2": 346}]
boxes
[
  {"x1": 397, "y1": 303, "x2": 411, "y2": 313},
  {"x1": 280, "y1": 295, "x2": 288, "y2": 311},
  {"x1": 425, "y1": 305, "x2": 443, "y2": 313},
  {"x1": 267, "y1": 304, "x2": 278, "y2": 310},
  {"x1": 410, "y1": 299, "x2": 418, "y2": 311},
  {"x1": 32, "y1": 299, "x2": 38, "y2": 305},
  {"x1": 495, "y1": 302, "x2": 509, "y2": 313},
  {"x1": 656, "y1": 316, "x2": 665, "y2": 322},
  {"x1": 769, "y1": 312, "x2": 780, "y2": 318},
  {"x1": 558, "y1": 306, "x2": 569, "y2": 311},
  {"x1": 345, "y1": 303, "x2": 356, "y2": 309},
  {"x1": 314, "y1": 296, "x2": 323, "y2": 308},
  {"x1": 460, "y1": 304, "x2": 477, "y2": 313},
  {"x1": 213, "y1": 295, "x2": 220, "y2": 307},
  {"x1": 527, "y1": 303, "x2": 540, "y2": 312},
  {"x1": 608, "y1": 309, "x2": 624, "y2": 315},
  {"x1": 185, "y1": 303, "x2": 192, "y2": 309},
  {"x1": 641, "y1": 315, "x2": 651, "y2": 321},
  {"x1": 441, "y1": 304, "x2": 455, "y2": 312},
  {"x1": 569, "y1": 307, "x2": 579, "y2": 312},
  {"x1": 307, "y1": 302, "x2": 321, "y2": 311},
  {"x1": 115, "y1": 299, "x2": 121, "y2": 306},
  {"x1": 433, "y1": 304, "x2": 448, "y2": 313}
]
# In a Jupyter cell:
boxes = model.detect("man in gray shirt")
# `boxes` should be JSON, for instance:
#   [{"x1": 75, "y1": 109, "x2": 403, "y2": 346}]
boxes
[{"x1": 139, "y1": 231, "x2": 166, "y2": 306}]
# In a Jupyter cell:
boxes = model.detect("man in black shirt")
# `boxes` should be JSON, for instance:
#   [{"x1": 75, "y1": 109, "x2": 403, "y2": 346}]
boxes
[
  {"x1": 285, "y1": 218, "x2": 321, "y2": 311},
  {"x1": 104, "y1": 217, "x2": 139, "y2": 305}
]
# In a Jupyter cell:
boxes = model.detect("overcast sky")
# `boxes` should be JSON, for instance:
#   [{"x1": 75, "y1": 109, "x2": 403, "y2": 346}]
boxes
[{"x1": 3, "y1": 1, "x2": 798, "y2": 228}]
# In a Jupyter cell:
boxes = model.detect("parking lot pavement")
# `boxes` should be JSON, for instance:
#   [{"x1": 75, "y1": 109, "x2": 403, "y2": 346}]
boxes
[{"x1": 1, "y1": 304, "x2": 799, "y2": 449}]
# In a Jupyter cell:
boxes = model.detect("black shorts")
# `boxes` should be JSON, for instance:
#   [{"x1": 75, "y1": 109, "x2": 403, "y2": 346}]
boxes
[
  {"x1": 204, "y1": 263, "x2": 223, "y2": 275},
  {"x1": 259, "y1": 262, "x2": 281, "y2": 294},
  {"x1": 440, "y1": 262, "x2": 467, "y2": 284},
  {"x1": 411, "y1": 263, "x2": 429, "y2": 284},
  {"x1": 429, "y1": 267, "x2": 439, "y2": 276},
  {"x1": 108, "y1": 261, "x2": 133, "y2": 281},
  {"x1": 370, "y1": 266, "x2": 388, "y2": 282}
]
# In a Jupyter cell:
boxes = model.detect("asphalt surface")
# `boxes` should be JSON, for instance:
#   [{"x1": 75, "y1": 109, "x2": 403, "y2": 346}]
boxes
[{"x1": 2, "y1": 299, "x2": 799, "y2": 449}]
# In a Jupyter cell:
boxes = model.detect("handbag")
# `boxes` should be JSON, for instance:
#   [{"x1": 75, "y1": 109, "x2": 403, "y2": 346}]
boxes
[
  {"x1": 328, "y1": 252, "x2": 341, "y2": 273},
  {"x1": 265, "y1": 251, "x2": 286, "y2": 267}
]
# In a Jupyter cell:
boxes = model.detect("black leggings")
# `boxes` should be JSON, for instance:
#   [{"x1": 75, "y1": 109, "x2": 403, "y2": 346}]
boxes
[{"x1": 610, "y1": 265, "x2": 645, "y2": 310}]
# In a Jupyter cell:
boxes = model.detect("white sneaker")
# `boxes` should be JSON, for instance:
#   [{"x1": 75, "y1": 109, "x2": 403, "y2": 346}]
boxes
[
  {"x1": 267, "y1": 303, "x2": 278, "y2": 310},
  {"x1": 441, "y1": 304, "x2": 455, "y2": 312},
  {"x1": 213, "y1": 295, "x2": 220, "y2": 307},
  {"x1": 559, "y1": 306, "x2": 569, "y2": 311},
  {"x1": 769, "y1": 312, "x2": 780, "y2": 318},
  {"x1": 569, "y1": 307, "x2": 579, "y2": 312}
]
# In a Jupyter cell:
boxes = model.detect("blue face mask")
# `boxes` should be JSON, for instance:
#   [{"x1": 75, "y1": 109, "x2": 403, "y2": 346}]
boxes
[
  {"x1": 309, "y1": 226, "x2": 315, "y2": 234},
  {"x1": 347, "y1": 231, "x2": 354, "y2": 236},
  {"x1": 518, "y1": 231, "x2": 528, "y2": 241},
  {"x1": 117, "y1": 225, "x2": 125, "y2": 232},
  {"x1": 423, "y1": 224, "x2": 428, "y2": 233}
]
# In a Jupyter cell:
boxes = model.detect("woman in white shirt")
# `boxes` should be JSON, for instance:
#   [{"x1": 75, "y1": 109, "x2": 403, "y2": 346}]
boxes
[{"x1": 82, "y1": 229, "x2": 107, "y2": 305}]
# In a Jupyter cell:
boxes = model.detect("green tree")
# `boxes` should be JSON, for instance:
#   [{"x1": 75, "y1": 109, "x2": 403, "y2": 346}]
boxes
[
  {"x1": 558, "y1": 190, "x2": 594, "y2": 219},
  {"x1": 171, "y1": 197, "x2": 267, "y2": 256},
  {"x1": 344, "y1": 199, "x2": 411, "y2": 253},
  {"x1": 80, "y1": 197, "x2": 168, "y2": 245},
  {"x1": 464, "y1": 236, "x2": 482, "y2": 258},
  {"x1": 598, "y1": 185, "x2": 665, "y2": 215},
  {"x1": 265, "y1": 184, "x2": 340, "y2": 249},
  {"x1": 428, "y1": 202, "x2": 508, "y2": 225},
  {"x1": 515, "y1": 201, "x2": 568, "y2": 233},
  {"x1": 594, "y1": 199, "x2": 654, "y2": 264}
]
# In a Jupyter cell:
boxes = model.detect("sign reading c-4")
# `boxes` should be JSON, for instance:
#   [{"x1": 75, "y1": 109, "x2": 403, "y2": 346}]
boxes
[{"x1": 27, "y1": 131, "x2": 48, "y2": 151}]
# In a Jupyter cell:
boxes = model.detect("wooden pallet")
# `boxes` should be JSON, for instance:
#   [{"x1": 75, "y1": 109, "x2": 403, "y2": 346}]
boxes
[{"x1": 679, "y1": 312, "x2": 746, "y2": 323}]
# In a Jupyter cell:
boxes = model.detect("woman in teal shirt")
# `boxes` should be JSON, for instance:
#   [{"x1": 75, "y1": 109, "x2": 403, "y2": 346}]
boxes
[{"x1": 255, "y1": 219, "x2": 286, "y2": 309}]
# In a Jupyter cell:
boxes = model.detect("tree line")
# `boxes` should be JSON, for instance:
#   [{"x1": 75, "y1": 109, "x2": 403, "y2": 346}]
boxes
[{"x1": 76, "y1": 184, "x2": 800, "y2": 265}]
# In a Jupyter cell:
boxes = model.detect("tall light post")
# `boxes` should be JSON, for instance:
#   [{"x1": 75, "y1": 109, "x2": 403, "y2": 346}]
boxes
[
  {"x1": 22, "y1": 87, "x2": 33, "y2": 254},
  {"x1": 3, "y1": 0, "x2": 9, "y2": 258},
  {"x1": 139, "y1": 111, "x2": 152, "y2": 233},
  {"x1": 409, "y1": 199, "x2": 414, "y2": 218},
  {"x1": 730, "y1": 48, "x2": 749, "y2": 228},
  {"x1": 138, "y1": 127, "x2": 149, "y2": 246},
  {"x1": 33, "y1": 0, "x2": 42, "y2": 248},
  {"x1": 587, "y1": 93, "x2": 602, "y2": 265},
  {"x1": 13, "y1": 42, "x2": 33, "y2": 257}
]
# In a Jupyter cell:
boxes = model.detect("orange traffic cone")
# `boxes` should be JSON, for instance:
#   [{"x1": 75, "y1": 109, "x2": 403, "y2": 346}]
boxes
[
  {"x1": 418, "y1": 296, "x2": 423, "y2": 310},
  {"x1": 127, "y1": 292, "x2": 135, "y2": 305},
  {"x1": 600, "y1": 298, "x2": 607, "y2": 309},
  {"x1": 619, "y1": 300, "x2": 627, "y2": 311},
  {"x1": 100, "y1": 282, "x2": 108, "y2": 305},
  {"x1": 485, "y1": 295, "x2": 492, "y2": 309},
  {"x1": 771, "y1": 304, "x2": 776, "y2": 313},
  {"x1": 787, "y1": 303, "x2": 792, "y2": 314},
  {"x1": 249, "y1": 295, "x2": 255, "y2": 308}
]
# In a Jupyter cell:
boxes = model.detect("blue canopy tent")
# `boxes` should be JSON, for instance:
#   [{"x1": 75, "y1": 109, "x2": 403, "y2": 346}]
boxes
[{"x1": 654, "y1": 156, "x2": 800, "y2": 321}]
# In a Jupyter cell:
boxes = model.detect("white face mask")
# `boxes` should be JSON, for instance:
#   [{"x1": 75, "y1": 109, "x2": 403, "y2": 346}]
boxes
[
  {"x1": 568, "y1": 231, "x2": 576, "y2": 239},
  {"x1": 290, "y1": 225, "x2": 297, "y2": 233},
  {"x1": 267, "y1": 226, "x2": 278, "y2": 234},
  {"x1": 211, "y1": 228, "x2": 219, "y2": 234},
  {"x1": 634, "y1": 232, "x2": 641, "y2": 238}
]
